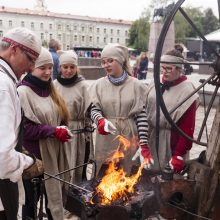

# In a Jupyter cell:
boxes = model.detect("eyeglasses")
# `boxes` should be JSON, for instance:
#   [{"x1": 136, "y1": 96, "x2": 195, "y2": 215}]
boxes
[
  {"x1": 101, "y1": 58, "x2": 115, "y2": 67},
  {"x1": 161, "y1": 66, "x2": 174, "y2": 73},
  {"x1": 22, "y1": 49, "x2": 36, "y2": 65}
]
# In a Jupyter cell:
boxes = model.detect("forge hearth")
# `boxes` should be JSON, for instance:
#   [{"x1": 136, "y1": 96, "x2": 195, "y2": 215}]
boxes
[{"x1": 65, "y1": 169, "x2": 160, "y2": 220}]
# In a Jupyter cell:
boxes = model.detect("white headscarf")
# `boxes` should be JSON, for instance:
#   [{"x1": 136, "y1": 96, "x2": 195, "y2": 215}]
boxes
[
  {"x1": 101, "y1": 43, "x2": 129, "y2": 65},
  {"x1": 35, "y1": 47, "x2": 53, "y2": 68},
  {"x1": 59, "y1": 50, "x2": 78, "y2": 66},
  {"x1": 101, "y1": 43, "x2": 131, "y2": 74}
]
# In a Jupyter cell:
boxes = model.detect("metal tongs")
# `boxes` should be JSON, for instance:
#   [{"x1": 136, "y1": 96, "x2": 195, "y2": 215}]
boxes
[{"x1": 70, "y1": 125, "x2": 95, "y2": 134}]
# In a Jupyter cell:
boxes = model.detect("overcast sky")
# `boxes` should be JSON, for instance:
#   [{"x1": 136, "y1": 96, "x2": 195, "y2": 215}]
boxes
[{"x1": 0, "y1": 0, "x2": 218, "y2": 20}]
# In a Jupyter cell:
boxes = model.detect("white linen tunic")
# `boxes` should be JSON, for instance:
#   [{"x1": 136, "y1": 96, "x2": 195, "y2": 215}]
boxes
[
  {"x1": 54, "y1": 79, "x2": 94, "y2": 183},
  {"x1": 0, "y1": 59, "x2": 33, "y2": 211},
  {"x1": 146, "y1": 80, "x2": 199, "y2": 171},
  {"x1": 90, "y1": 76, "x2": 148, "y2": 174},
  {"x1": 17, "y1": 85, "x2": 70, "y2": 220}
]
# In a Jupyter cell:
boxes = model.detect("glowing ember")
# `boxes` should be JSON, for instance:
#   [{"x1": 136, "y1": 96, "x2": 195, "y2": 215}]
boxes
[{"x1": 92, "y1": 135, "x2": 143, "y2": 205}]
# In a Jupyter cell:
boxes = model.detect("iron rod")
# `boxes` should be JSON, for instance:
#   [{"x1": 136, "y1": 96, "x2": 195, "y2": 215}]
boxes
[
  {"x1": 43, "y1": 160, "x2": 95, "y2": 181},
  {"x1": 44, "y1": 172, "x2": 93, "y2": 194},
  {"x1": 168, "y1": 74, "x2": 216, "y2": 115},
  {"x1": 179, "y1": 7, "x2": 219, "y2": 58},
  {"x1": 197, "y1": 85, "x2": 220, "y2": 141}
]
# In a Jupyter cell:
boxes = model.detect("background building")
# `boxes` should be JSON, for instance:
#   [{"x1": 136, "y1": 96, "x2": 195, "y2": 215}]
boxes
[{"x1": 0, "y1": 0, "x2": 132, "y2": 50}]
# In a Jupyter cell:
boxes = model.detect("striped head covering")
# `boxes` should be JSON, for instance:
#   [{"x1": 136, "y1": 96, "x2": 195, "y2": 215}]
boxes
[
  {"x1": 2, "y1": 27, "x2": 41, "y2": 60},
  {"x1": 161, "y1": 54, "x2": 184, "y2": 68}
]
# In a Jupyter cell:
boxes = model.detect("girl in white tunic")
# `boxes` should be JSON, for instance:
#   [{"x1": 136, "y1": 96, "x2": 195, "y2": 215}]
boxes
[
  {"x1": 54, "y1": 51, "x2": 94, "y2": 184},
  {"x1": 90, "y1": 44, "x2": 154, "y2": 176},
  {"x1": 146, "y1": 49, "x2": 199, "y2": 173},
  {"x1": 18, "y1": 48, "x2": 72, "y2": 220}
]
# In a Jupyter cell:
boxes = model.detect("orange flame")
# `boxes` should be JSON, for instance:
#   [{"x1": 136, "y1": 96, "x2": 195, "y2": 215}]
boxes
[{"x1": 92, "y1": 135, "x2": 143, "y2": 205}]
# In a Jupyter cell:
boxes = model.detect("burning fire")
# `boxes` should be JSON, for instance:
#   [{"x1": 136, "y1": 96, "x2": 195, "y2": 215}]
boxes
[{"x1": 92, "y1": 135, "x2": 143, "y2": 205}]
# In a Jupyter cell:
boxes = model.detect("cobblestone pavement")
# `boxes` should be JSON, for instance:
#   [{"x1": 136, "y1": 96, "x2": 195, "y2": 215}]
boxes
[{"x1": 18, "y1": 74, "x2": 217, "y2": 220}]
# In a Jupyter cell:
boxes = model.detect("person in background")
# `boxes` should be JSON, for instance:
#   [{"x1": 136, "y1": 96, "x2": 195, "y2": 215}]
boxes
[
  {"x1": 54, "y1": 50, "x2": 94, "y2": 184},
  {"x1": 0, "y1": 27, "x2": 41, "y2": 220},
  {"x1": 17, "y1": 47, "x2": 72, "y2": 220},
  {"x1": 137, "y1": 51, "x2": 148, "y2": 80},
  {"x1": 146, "y1": 49, "x2": 199, "y2": 173},
  {"x1": 49, "y1": 39, "x2": 61, "y2": 79},
  {"x1": 90, "y1": 43, "x2": 154, "y2": 175},
  {"x1": 174, "y1": 44, "x2": 193, "y2": 75}
]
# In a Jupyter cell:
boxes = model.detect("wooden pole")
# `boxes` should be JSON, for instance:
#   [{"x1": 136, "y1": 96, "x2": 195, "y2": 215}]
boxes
[{"x1": 195, "y1": 101, "x2": 220, "y2": 218}]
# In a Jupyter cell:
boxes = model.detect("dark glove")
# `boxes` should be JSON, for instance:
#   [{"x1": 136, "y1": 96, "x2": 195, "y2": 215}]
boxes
[
  {"x1": 22, "y1": 154, "x2": 44, "y2": 179},
  {"x1": 54, "y1": 126, "x2": 73, "y2": 143},
  {"x1": 169, "y1": 155, "x2": 184, "y2": 173},
  {"x1": 97, "y1": 118, "x2": 116, "y2": 135}
]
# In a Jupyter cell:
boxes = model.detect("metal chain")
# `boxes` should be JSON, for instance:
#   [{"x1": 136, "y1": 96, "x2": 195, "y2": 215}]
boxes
[{"x1": 71, "y1": 125, "x2": 95, "y2": 134}]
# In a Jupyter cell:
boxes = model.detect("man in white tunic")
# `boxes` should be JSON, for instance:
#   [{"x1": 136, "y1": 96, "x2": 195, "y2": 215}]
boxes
[{"x1": 0, "y1": 27, "x2": 41, "y2": 220}]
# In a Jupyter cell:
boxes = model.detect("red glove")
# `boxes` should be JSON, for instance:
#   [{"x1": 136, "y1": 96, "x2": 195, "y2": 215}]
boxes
[
  {"x1": 97, "y1": 118, "x2": 116, "y2": 135},
  {"x1": 98, "y1": 118, "x2": 108, "y2": 135},
  {"x1": 169, "y1": 156, "x2": 184, "y2": 173},
  {"x1": 54, "y1": 126, "x2": 72, "y2": 143},
  {"x1": 140, "y1": 144, "x2": 154, "y2": 169}
]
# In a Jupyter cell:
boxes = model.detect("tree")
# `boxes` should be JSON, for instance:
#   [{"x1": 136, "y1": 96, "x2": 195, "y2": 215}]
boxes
[
  {"x1": 174, "y1": 7, "x2": 219, "y2": 42},
  {"x1": 183, "y1": 7, "x2": 204, "y2": 38},
  {"x1": 149, "y1": 0, "x2": 172, "y2": 10},
  {"x1": 128, "y1": 10, "x2": 151, "y2": 53},
  {"x1": 202, "y1": 8, "x2": 219, "y2": 35},
  {"x1": 42, "y1": 39, "x2": 48, "y2": 48},
  {"x1": 128, "y1": 1, "x2": 219, "y2": 52},
  {"x1": 174, "y1": 11, "x2": 189, "y2": 44}
]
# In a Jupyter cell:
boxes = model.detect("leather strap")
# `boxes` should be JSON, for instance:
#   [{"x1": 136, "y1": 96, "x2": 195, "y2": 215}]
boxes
[{"x1": 0, "y1": 63, "x2": 16, "y2": 83}]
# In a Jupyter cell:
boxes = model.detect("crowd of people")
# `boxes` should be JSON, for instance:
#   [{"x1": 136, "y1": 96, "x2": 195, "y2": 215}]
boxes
[{"x1": 0, "y1": 27, "x2": 199, "y2": 220}]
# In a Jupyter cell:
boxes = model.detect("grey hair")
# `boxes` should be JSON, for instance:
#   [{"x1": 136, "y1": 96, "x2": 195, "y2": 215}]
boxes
[
  {"x1": 49, "y1": 39, "x2": 60, "y2": 50},
  {"x1": 0, "y1": 41, "x2": 10, "y2": 52}
]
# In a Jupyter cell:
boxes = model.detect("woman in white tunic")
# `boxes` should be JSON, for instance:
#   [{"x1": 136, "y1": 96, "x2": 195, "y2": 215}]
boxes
[
  {"x1": 54, "y1": 51, "x2": 94, "y2": 184},
  {"x1": 90, "y1": 44, "x2": 154, "y2": 176},
  {"x1": 146, "y1": 49, "x2": 199, "y2": 173},
  {"x1": 18, "y1": 48, "x2": 72, "y2": 220}
]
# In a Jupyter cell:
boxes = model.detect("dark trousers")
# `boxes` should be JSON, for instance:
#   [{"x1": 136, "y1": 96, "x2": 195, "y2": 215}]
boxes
[
  {"x1": 138, "y1": 71, "x2": 147, "y2": 80},
  {"x1": 22, "y1": 177, "x2": 53, "y2": 220},
  {"x1": 0, "y1": 211, "x2": 7, "y2": 220},
  {"x1": 0, "y1": 179, "x2": 18, "y2": 220}
]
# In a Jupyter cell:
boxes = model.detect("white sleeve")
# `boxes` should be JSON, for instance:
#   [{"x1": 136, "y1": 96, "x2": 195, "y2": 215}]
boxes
[{"x1": 0, "y1": 84, "x2": 33, "y2": 183}]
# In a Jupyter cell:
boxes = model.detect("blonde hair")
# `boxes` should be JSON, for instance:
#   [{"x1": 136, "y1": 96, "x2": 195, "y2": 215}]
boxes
[
  {"x1": 50, "y1": 82, "x2": 70, "y2": 125},
  {"x1": 123, "y1": 59, "x2": 132, "y2": 76}
]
